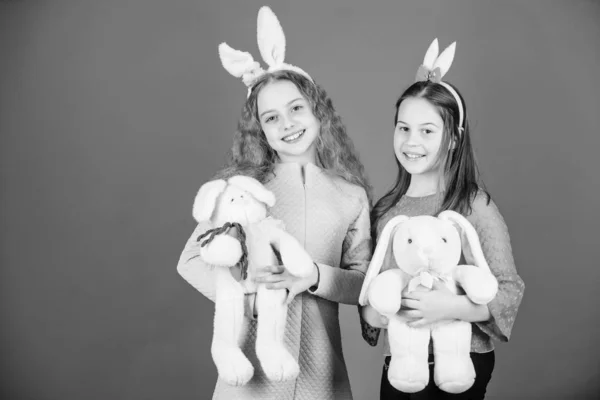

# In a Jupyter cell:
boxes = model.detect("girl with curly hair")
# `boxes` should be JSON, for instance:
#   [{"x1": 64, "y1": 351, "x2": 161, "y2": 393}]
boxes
[{"x1": 177, "y1": 8, "x2": 373, "y2": 399}]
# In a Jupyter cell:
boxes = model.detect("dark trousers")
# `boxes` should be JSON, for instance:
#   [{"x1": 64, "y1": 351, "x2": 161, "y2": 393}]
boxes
[{"x1": 380, "y1": 352, "x2": 495, "y2": 400}]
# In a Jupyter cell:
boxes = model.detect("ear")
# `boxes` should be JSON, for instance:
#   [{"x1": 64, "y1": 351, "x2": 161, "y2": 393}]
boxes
[
  {"x1": 227, "y1": 175, "x2": 275, "y2": 207},
  {"x1": 359, "y1": 215, "x2": 410, "y2": 305},
  {"x1": 192, "y1": 180, "x2": 228, "y2": 222},
  {"x1": 257, "y1": 6, "x2": 286, "y2": 68},
  {"x1": 438, "y1": 210, "x2": 492, "y2": 274}
]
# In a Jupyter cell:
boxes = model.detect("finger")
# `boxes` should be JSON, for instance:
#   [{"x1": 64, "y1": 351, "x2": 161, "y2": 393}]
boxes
[
  {"x1": 403, "y1": 291, "x2": 423, "y2": 300},
  {"x1": 401, "y1": 299, "x2": 420, "y2": 310},
  {"x1": 431, "y1": 280, "x2": 447, "y2": 291},
  {"x1": 266, "y1": 282, "x2": 289, "y2": 290},
  {"x1": 258, "y1": 265, "x2": 285, "y2": 275},
  {"x1": 254, "y1": 275, "x2": 285, "y2": 284},
  {"x1": 399, "y1": 309, "x2": 422, "y2": 319},
  {"x1": 407, "y1": 318, "x2": 431, "y2": 328},
  {"x1": 285, "y1": 289, "x2": 297, "y2": 306}
]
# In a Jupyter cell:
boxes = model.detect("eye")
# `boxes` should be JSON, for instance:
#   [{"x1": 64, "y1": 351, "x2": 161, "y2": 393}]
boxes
[
  {"x1": 292, "y1": 104, "x2": 303, "y2": 112},
  {"x1": 408, "y1": 238, "x2": 412, "y2": 244},
  {"x1": 423, "y1": 128, "x2": 433, "y2": 134},
  {"x1": 442, "y1": 238, "x2": 447, "y2": 243},
  {"x1": 265, "y1": 115, "x2": 277, "y2": 123},
  {"x1": 397, "y1": 126, "x2": 409, "y2": 133}
]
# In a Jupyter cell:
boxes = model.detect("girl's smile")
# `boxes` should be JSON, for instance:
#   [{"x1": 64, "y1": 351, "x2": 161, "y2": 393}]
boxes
[{"x1": 257, "y1": 80, "x2": 320, "y2": 164}]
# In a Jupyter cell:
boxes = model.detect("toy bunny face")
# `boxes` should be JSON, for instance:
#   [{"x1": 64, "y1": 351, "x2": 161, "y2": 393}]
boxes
[
  {"x1": 391, "y1": 216, "x2": 462, "y2": 276},
  {"x1": 193, "y1": 175, "x2": 276, "y2": 225},
  {"x1": 213, "y1": 184, "x2": 268, "y2": 225}
]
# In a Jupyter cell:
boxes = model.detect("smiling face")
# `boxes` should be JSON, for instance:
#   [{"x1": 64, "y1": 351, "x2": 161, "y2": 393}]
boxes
[
  {"x1": 394, "y1": 97, "x2": 446, "y2": 179},
  {"x1": 257, "y1": 79, "x2": 320, "y2": 164}
]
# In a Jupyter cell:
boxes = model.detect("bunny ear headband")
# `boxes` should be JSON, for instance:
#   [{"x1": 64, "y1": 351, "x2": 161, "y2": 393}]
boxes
[
  {"x1": 415, "y1": 38, "x2": 464, "y2": 130},
  {"x1": 218, "y1": 6, "x2": 313, "y2": 97}
]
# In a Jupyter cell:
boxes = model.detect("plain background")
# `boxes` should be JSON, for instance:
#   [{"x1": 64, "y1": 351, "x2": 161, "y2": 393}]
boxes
[{"x1": 1, "y1": 0, "x2": 599, "y2": 399}]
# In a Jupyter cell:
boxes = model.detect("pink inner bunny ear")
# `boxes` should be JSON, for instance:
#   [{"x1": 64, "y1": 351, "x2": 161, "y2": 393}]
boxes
[
  {"x1": 433, "y1": 41, "x2": 456, "y2": 79},
  {"x1": 193, "y1": 180, "x2": 228, "y2": 222},
  {"x1": 422, "y1": 38, "x2": 439, "y2": 70},
  {"x1": 218, "y1": 42, "x2": 256, "y2": 78},
  {"x1": 257, "y1": 6, "x2": 286, "y2": 68}
]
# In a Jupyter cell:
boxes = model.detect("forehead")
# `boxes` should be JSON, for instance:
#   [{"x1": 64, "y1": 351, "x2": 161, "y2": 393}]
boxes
[
  {"x1": 257, "y1": 80, "x2": 304, "y2": 112},
  {"x1": 397, "y1": 97, "x2": 442, "y2": 125}
]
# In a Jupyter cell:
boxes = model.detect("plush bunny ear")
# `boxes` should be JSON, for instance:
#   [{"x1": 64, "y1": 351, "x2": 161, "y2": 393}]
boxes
[
  {"x1": 228, "y1": 175, "x2": 275, "y2": 207},
  {"x1": 257, "y1": 6, "x2": 286, "y2": 68},
  {"x1": 192, "y1": 180, "x2": 228, "y2": 222},
  {"x1": 218, "y1": 42, "x2": 259, "y2": 78},
  {"x1": 359, "y1": 215, "x2": 410, "y2": 305},
  {"x1": 432, "y1": 41, "x2": 456, "y2": 79},
  {"x1": 422, "y1": 38, "x2": 439, "y2": 70},
  {"x1": 438, "y1": 210, "x2": 491, "y2": 274}
]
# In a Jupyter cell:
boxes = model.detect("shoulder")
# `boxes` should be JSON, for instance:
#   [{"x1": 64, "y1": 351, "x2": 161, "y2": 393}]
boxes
[
  {"x1": 329, "y1": 174, "x2": 369, "y2": 206},
  {"x1": 466, "y1": 191, "x2": 510, "y2": 234}
]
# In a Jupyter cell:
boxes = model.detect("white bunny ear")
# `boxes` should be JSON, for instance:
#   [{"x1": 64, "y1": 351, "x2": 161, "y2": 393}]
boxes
[
  {"x1": 257, "y1": 6, "x2": 286, "y2": 68},
  {"x1": 192, "y1": 180, "x2": 228, "y2": 222},
  {"x1": 433, "y1": 41, "x2": 456, "y2": 79},
  {"x1": 359, "y1": 215, "x2": 410, "y2": 305},
  {"x1": 438, "y1": 210, "x2": 492, "y2": 274},
  {"x1": 218, "y1": 42, "x2": 259, "y2": 78},
  {"x1": 423, "y1": 38, "x2": 439, "y2": 70},
  {"x1": 227, "y1": 175, "x2": 275, "y2": 207}
]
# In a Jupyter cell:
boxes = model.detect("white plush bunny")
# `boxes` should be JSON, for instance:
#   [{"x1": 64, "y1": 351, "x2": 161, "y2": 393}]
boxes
[
  {"x1": 193, "y1": 175, "x2": 314, "y2": 386},
  {"x1": 359, "y1": 210, "x2": 498, "y2": 394}
]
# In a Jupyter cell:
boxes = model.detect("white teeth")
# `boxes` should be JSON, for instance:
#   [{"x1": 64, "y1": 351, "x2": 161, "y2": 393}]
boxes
[
  {"x1": 405, "y1": 153, "x2": 424, "y2": 159},
  {"x1": 283, "y1": 130, "x2": 304, "y2": 142}
]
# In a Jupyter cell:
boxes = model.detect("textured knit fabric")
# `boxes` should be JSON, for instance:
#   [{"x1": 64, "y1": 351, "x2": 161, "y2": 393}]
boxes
[
  {"x1": 178, "y1": 162, "x2": 372, "y2": 400},
  {"x1": 361, "y1": 192, "x2": 525, "y2": 355}
]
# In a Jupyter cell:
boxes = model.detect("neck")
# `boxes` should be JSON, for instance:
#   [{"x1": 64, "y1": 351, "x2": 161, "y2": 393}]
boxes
[{"x1": 406, "y1": 172, "x2": 443, "y2": 197}]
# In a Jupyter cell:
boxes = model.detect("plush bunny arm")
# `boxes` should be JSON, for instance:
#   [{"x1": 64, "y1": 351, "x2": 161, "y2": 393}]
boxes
[
  {"x1": 368, "y1": 269, "x2": 407, "y2": 316},
  {"x1": 453, "y1": 264, "x2": 498, "y2": 305},
  {"x1": 467, "y1": 194, "x2": 525, "y2": 342},
  {"x1": 266, "y1": 225, "x2": 315, "y2": 279},
  {"x1": 308, "y1": 191, "x2": 372, "y2": 305}
]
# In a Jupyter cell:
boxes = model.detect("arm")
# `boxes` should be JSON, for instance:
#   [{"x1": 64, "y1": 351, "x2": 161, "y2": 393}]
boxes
[
  {"x1": 308, "y1": 191, "x2": 372, "y2": 305},
  {"x1": 177, "y1": 221, "x2": 257, "y2": 318},
  {"x1": 466, "y1": 195, "x2": 525, "y2": 341}
]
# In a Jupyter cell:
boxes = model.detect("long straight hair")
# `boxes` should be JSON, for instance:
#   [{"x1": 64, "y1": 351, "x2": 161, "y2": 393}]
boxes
[
  {"x1": 215, "y1": 70, "x2": 372, "y2": 204},
  {"x1": 371, "y1": 80, "x2": 489, "y2": 238}
]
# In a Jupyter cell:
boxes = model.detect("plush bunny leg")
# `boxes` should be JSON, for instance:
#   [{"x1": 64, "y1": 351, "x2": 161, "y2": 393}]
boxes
[
  {"x1": 255, "y1": 285, "x2": 299, "y2": 382},
  {"x1": 431, "y1": 321, "x2": 475, "y2": 393},
  {"x1": 271, "y1": 230, "x2": 314, "y2": 278},
  {"x1": 211, "y1": 269, "x2": 254, "y2": 386},
  {"x1": 453, "y1": 265, "x2": 498, "y2": 305},
  {"x1": 387, "y1": 317, "x2": 430, "y2": 393}
]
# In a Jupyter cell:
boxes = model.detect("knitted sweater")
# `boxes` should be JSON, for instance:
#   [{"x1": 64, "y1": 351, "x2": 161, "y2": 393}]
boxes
[
  {"x1": 178, "y1": 163, "x2": 372, "y2": 400},
  {"x1": 360, "y1": 192, "x2": 525, "y2": 354}
]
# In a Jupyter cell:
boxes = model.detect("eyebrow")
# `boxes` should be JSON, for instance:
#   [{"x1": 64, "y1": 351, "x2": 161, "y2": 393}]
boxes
[
  {"x1": 396, "y1": 120, "x2": 440, "y2": 128},
  {"x1": 260, "y1": 98, "x2": 304, "y2": 118}
]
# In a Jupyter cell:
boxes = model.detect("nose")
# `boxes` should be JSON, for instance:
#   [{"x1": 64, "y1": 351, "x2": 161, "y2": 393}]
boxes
[{"x1": 281, "y1": 114, "x2": 295, "y2": 130}]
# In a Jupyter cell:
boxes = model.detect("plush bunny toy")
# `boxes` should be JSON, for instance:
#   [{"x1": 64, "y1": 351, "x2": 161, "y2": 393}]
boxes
[
  {"x1": 359, "y1": 210, "x2": 498, "y2": 394},
  {"x1": 193, "y1": 175, "x2": 314, "y2": 386}
]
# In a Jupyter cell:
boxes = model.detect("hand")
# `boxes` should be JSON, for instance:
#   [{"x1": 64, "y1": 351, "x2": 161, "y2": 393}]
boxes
[
  {"x1": 399, "y1": 280, "x2": 459, "y2": 328},
  {"x1": 254, "y1": 264, "x2": 319, "y2": 305}
]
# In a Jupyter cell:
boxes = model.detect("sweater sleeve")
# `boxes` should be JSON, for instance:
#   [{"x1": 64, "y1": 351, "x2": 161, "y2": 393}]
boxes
[
  {"x1": 176, "y1": 221, "x2": 257, "y2": 319},
  {"x1": 467, "y1": 195, "x2": 525, "y2": 342},
  {"x1": 309, "y1": 190, "x2": 372, "y2": 305}
]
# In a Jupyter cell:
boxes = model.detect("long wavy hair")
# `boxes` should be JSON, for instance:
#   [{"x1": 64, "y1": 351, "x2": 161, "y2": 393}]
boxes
[
  {"x1": 371, "y1": 80, "x2": 489, "y2": 238},
  {"x1": 214, "y1": 70, "x2": 372, "y2": 204}
]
